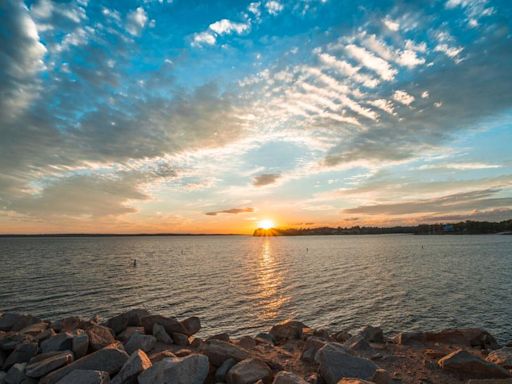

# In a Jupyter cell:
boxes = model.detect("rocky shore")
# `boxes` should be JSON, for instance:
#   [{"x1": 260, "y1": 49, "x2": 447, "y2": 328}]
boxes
[{"x1": 0, "y1": 311, "x2": 511, "y2": 384}]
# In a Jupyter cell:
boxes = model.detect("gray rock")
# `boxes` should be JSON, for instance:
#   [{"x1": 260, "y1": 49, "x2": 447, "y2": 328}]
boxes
[
  {"x1": 358, "y1": 326, "x2": 384, "y2": 343},
  {"x1": 438, "y1": 349, "x2": 511, "y2": 379},
  {"x1": 255, "y1": 333, "x2": 275, "y2": 345},
  {"x1": 105, "y1": 314, "x2": 129, "y2": 336},
  {"x1": 486, "y1": 347, "x2": 512, "y2": 369},
  {"x1": 117, "y1": 328, "x2": 144, "y2": 343},
  {"x1": 0, "y1": 371, "x2": 6, "y2": 382},
  {"x1": 273, "y1": 371, "x2": 308, "y2": 384},
  {"x1": 208, "y1": 333, "x2": 230, "y2": 342},
  {"x1": 152, "y1": 324, "x2": 173, "y2": 345},
  {"x1": 85, "y1": 325, "x2": 116, "y2": 351},
  {"x1": 333, "y1": 330, "x2": 352, "y2": 343},
  {"x1": 111, "y1": 349, "x2": 151, "y2": 384},
  {"x1": 73, "y1": 332, "x2": 90, "y2": 359},
  {"x1": 226, "y1": 358, "x2": 272, "y2": 384},
  {"x1": 180, "y1": 317, "x2": 201, "y2": 336},
  {"x1": 51, "y1": 318, "x2": 82, "y2": 333},
  {"x1": 140, "y1": 315, "x2": 187, "y2": 336},
  {"x1": 427, "y1": 328, "x2": 499, "y2": 349},
  {"x1": 25, "y1": 351, "x2": 73, "y2": 378},
  {"x1": 19, "y1": 323, "x2": 49, "y2": 336},
  {"x1": 301, "y1": 337, "x2": 326, "y2": 363},
  {"x1": 125, "y1": 309, "x2": 151, "y2": 327},
  {"x1": 55, "y1": 370, "x2": 110, "y2": 384},
  {"x1": 199, "y1": 339, "x2": 250, "y2": 366},
  {"x1": 238, "y1": 336, "x2": 256, "y2": 349},
  {"x1": 343, "y1": 335, "x2": 372, "y2": 352},
  {"x1": 314, "y1": 342, "x2": 378, "y2": 384},
  {"x1": 3, "y1": 343, "x2": 39, "y2": 370},
  {"x1": 40, "y1": 344, "x2": 129, "y2": 384},
  {"x1": 171, "y1": 333, "x2": 188, "y2": 346},
  {"x1": 392, "y1": 331, "x2": 426, "y2": 345},
  {"x1": 0, "y1": 314, "x2": 41, "y2": 333},
  {"x1": 137, "y1": 354, "x2": 208, "y2": 384},
  {"x1": 215, "y1": 357, "x2": 236, "y2": 382},
  {"x1": 124, "y1": 333, "x2": 156, "y2": 355},
  {"x1": 41, "y1": 333, "x2": 73, "y2": 354},
  {"x1": 4, "y1": 362, "x2": 37, "y2": 384},
  {"x1": 269, "y1": 320, "x2": 305, "y2": 342},
  {"x1": 0, "y1": 334, "x2": 33, "y2": 353}
]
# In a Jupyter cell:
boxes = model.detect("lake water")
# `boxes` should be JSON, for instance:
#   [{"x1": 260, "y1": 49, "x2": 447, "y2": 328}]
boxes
[{"x1": 0, "y1": 235, "x2": 511, "y2": 342}]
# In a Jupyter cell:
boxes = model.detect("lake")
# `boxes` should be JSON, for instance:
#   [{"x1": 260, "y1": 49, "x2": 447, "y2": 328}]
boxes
[{"x1": 0, "y1": 234, "x2": 511, "y2": 342}]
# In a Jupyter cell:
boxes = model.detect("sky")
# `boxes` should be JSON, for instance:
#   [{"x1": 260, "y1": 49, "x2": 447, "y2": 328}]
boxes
[{"x1": 0, "y1": 0, "x2": 511, "y2": 234}]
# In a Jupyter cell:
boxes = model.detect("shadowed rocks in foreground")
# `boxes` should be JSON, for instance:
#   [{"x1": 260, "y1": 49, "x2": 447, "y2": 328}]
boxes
[{"x1": 0, "y1": 312, "x2": 510, "y2": 383}]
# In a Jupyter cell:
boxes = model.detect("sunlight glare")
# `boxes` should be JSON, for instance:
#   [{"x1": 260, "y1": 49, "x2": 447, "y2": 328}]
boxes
[{"x1": 258, "y1": 219, "x2": 275, "y2": 229}]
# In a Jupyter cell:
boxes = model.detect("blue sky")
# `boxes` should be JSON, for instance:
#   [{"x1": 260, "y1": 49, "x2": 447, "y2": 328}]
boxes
[{"x1": 0, "y1": 0, "x2": 511, "y2": 233}]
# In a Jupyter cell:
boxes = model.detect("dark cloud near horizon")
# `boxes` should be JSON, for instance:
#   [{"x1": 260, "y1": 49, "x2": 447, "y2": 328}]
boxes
[{"x1": 205, "y1": 207, "x2": 254, "y2": 216}]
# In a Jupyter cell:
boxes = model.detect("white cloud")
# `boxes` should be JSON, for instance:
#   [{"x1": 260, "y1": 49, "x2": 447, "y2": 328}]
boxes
[
  {"x1": 192, "y1": 31, "x2": 216, "y2": 47},
  {"x1": 248, "y1": 2, "x2": 261, "y2": 18},
  {"x1": 346, "y1": 44, "x2": 397, "y2": 81},
  {"x1": 265, "y1": 0, "x2": 283, "y2": 15},
  {"x1": 393, "y1": 90, "x2": 415, "y2": 106},
  {"x1": 209, "y1": 19, "x2": 249, "y2": 35},
  {"x1": 367, "y1": 99, "x2": 396, "y2": 115},
  {"x1": 435, "y1": 44, "x2": 463, "y2": 59},
  {"x1": 421, "y1": 91, "x2": 430, "y2": 98},
  {"x1": 396, "y1": 49, "x2": 425, "y2": 67},
  {"x1": 383, "y1": 17, "x2": 400, "y2": 31},
  {"x1": 126, "y1": 7, "x2": 148, "y2": 36}
]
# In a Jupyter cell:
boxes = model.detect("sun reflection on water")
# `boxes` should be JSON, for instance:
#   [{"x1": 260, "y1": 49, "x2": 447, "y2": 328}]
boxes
[{"x1": 255, "y1": 238, "x2": 289, "y2": 321}]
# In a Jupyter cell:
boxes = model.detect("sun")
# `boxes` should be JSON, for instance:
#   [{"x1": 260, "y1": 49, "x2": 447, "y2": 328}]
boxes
[{"x1": 258, "y1": 219, "x2": 275, "y2": 229}]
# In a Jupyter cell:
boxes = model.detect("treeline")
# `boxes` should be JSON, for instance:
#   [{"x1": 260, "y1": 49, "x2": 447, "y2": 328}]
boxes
[{"x1": 253, "y1": 219, "x2": 512, "y2": 236}]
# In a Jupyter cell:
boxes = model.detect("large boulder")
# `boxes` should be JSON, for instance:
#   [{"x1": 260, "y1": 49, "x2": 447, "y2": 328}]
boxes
[
  {"x1": 25, "y1": 351, "x2": 74, "y2": 378},
  {"x1": 438, "y1": 349, "x2": 511, "y2": 379},
  {"x1": 55, "y1": 369, "x2": 110, "y2": 384},
  {"x1": 301, "y1": 337, "x2": 327, "y2": 362},
  {"x1": 171, "y1": 332, "x2": 189, "y2": 346},
  {"x1": 124, "y1": 333, "x2": 156, "y2": 355},
  {"x1": 4, "y1": 362, "x2": 33, "y2": 384},
  {"x1": 180, "y1": 317, "x2": 201, "y2": 336},
  {"x1": 427, "y1": 329, "x2": 499, "y2": 349},
  {"x1": 358, "y1": 326, "x2": 384, "y2": 343},
  {"x1": 199, "y1": 339, "x2": 250, "y2": 366},
  {"x1": 152, "y1": 324, "x2": 173, "y2": 345},
  {"x1": 269, "y1": 321, "x2": 305, "y2": 342},
  {"x1": 51, "y1": 317, "x2": 83, "y2": 333},
  {"x1": 215, "y1": 358, "x2": 237, "y2": 382},
  {"x1": 273, "y1": 371, "x2": 308, "y2": 384},
  {"x1": 125, "y1": 309, "x2": 151, "y2": 327},
  {"x1": 85, "y1": 325, "x2": 116, "y2": 351},
  {"x1": 337, "y1": 380, "x2": 375, "y2": 384},
  {"x1": 111, "y1": 349, "x2": 152, "y2": 384},
  {"x1": 0, "y1": 313, "x2": 41, "y2": 332},
  {"x1": 41, "y1": 333, "x2": 74, "y2": 354},
  {"x1": 226, "y1": 358, "x2": 273, "y2": 384},
  {"x1": 0, "y1": 333, "x2": 33, "y2": 352},
  {"x1": 40, "y1": 344, "x2": 129, "y2": 384},
  {"x1": 137, "y1": 354, "x2": 209, "y2": 384},
  {"x1": 3, "y1": 342, "x2": 39, "y2": 369},
  {"x1": 73, "y1": 332, "x2": 90, "y2": 358},
  {"x1": 19, "y1": 323, "x2": 49, "y2": 337},
  {"x1": 314, "y1": 343, "x2": 378, "y2": 384},
  {"x1": 486, "y1": 347, "x2": 512, "y2": 369},
  {"x1": 140, "y1": 315, "x2": 187, "y2": 336}
]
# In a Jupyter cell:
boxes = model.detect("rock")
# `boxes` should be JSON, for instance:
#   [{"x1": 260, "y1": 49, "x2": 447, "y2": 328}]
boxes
[
  {"x1": 3, "y1": 343, "x2": 38, "y2": 370},
  {"x1": 313, "y1": 329, "x2": 331, "y2": 340},
  {"x1": 0, "y1": 334, "x2": 33, "y2": 352},
  {"x1": 140, "y1": 315, "x2": 187, "y2": 336},
  {"x1": 371, "y1": 368, "x2": 392, "y2": 384},
  {"x1": 4, "y1": 362, "x2": 28, "y2": 384},
  {"x1": 314, "y1": 342, "x2": 378, "y2": 384},
  {"x1": 269, "y1": 320, "x2": 305, "y2": 342},
  {"x1": 199, "y1": 339, "x2": 250, "y2": 366},
  {"x1": 337, "y1": 380, "x2": 375, "y2": 384},
  {"x1": 273, "y1": 371, "x2": 308, "y2": 384},
  {"x1": 55, "y1": 370, "x2": 110, "y2": 384},
  {"x1": 124, "y1": 333, "x2": 156, "y2": 355},
  {"x1": 73, "y1": 332, "x2": 90, "y2": 359},
  {"x1": 148, "y1": 351, "x2": 176, "y2": 363},
  {"x1": 0, "y1": 314, "x2": 41, "y2": 332},
  {"x1": 359, "y1": 326, "x2": 384, "y2": 343},
  {"x1": 125, "y1": 309, "x2": 151, "y2": 327},
  {"x1": 208, "y1": 333, "x2": 230, "y2": 342},
  {"x1": 180, "y1": 317, "x2": 201, "y2": 336},
  {"x1": 85, "y1": 325, "x2": 116, "y2": 351},
  {"x1": 333, "y1": 330, "x2": 352, "y2": 343},
  {"x1": 438, "y1": 349, "x2": 511, "y2": 379},
  {"x1": 255, "y1": 333, "x2": 275, "y2": 345},
  {"x1": 215, "y1": 357, "x2": 237, "y2": 382},
  {"x1": 137, "y1": 353, "x2": 208, "y2": 384},
  {"x1": 226, "y1": 358, "x2": 273, "y2": 384},
  {"x1": 25, "y1": 351, "x2": 73, "y2": 378},
  {"x1": 466, "y1": 380, "x2": 512, "y2": 383},
  {"x1": 238, "y1": 336, "x2": 256, "y2": 349},
  {"x1": 301, "y1": 337, "x2": 327, "y2": 363},
  {"x1": 174, "y1": 349, "x2": 192, "y2": 357},
  {"x1": 343, "y1": 335, "x2": 372, "y2": 352},
  {"x1": 19, "y1": 323, "x2": 49, "y2": 336},
  {"x1": 0, "y1": 371, "x2": 5, "y2": 382},
  {"x1": 40, "y1": 344, "x2": 129, "y2": 384},
  {"x1": 426, "y1": 329, "x2": 499, "y2": 349},
  {"x1": 171, "y1": 332, "x2": 189, "y2": 346},
  {"x1": 486, "y1": 347, "x2": 512, "y2": 369},
  {"x1": 35, "y1": 329, "x2": 56, "y2": 343},
  {"x1": 41, "y1": 333, "x2": 73, "y2": 354},
  {"x1": 152, "y1": 324, "x2": 173, "y2": 345},
  {"x1": 393, "y1": 331, "x2": 426, "y2": 345},
  {"x1": 111, "y1": 349, "x2": 151, "y2": 384},
  {"x1": 51, "y1": 317, "x2": 82, "y2": 333},
  {"x1": 105, "y1": 314, "x2": 129, "y2": 336},
  {"x1": 117, "y1": 327, "x2": 144, "y2": 343}
]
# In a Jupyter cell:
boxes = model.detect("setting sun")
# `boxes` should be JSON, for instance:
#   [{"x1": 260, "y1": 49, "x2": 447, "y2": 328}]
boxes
[{"x1": 258, "y1": 219, "x2": 275, "y2": 229}]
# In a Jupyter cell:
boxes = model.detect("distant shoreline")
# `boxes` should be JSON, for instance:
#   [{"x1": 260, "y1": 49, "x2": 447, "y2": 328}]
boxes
[{"x1": 0, "y1": 233, "x2": 245, "y2": 238}]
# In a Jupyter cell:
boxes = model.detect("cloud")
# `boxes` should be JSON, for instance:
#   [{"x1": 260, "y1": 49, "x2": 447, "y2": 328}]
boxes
[
  {"x1": 345, "y1": 44, "x2": 397, "y2": 81},
  {"x1": 393, "y1": 90, "x2": 415, "y2": 106},
  {"x1": 265, "y1": 1, "x2": 283, "y2": 15},
  {"x1": 192, "y1": 31, "x2": 216, "y2": 46},
  {"x1": 383, "y1": 16, "x2": 400, "y2": 31},
  {"x1": 126, "y1": 7, "x2": 148, "y2": 36},
  {"x1": 209, "y1": 19, "x2": 249, "y2": 35},
  {"x1": 205, "y1": 207, "x2": 254, "y2": 216},
  {"x1": 252, "y1": 173, "x2": 281, "y2": 186},
  {"x1": 0, "y1": 0, "x2": 46, "y2": 121}
]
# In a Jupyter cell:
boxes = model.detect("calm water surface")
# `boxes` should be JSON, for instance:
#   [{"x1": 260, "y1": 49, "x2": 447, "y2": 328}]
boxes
[{"x1": 0, "y1": 235, "x2": 511, "y2": 342}]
